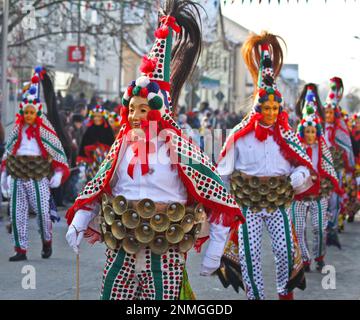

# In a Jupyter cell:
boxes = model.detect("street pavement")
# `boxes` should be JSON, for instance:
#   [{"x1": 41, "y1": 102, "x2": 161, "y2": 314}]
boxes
[{"x1": 0, "y1": 205, "x2": 359, "y2": 300}]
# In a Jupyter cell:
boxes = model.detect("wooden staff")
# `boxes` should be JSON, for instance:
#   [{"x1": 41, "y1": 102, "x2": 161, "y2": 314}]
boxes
[{"x1": 76, "y1": 253, "x2": 80, "y2": 300}]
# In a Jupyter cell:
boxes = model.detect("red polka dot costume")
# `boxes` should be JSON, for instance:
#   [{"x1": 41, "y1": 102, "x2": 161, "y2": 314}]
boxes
[{"x1": 66, "y1": 1, "x2": 243, "y2": 300}]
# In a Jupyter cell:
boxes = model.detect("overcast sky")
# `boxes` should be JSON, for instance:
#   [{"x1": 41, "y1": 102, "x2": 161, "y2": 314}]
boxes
[{"x1": 221, "y1": 0, "x2": 360, "y2": 94}]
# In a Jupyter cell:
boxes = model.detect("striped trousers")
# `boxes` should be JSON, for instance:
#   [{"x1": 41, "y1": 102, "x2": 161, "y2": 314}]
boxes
[
  {"x1": 291, "y1": 197, "x2": 328, "y2": 264},
  {"x1": 238, "y1": 206, "x2": 294, "y2": 300},
  {"x1": 100, "y1": 247, "x2": 185, "y2": 300},
  {"x1": 9, "y1": 177, "x2": 52, "y2": 253}
]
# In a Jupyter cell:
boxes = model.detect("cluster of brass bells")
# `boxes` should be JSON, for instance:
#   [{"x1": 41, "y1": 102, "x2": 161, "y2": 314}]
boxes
[
  {"x1": 329, "y1": 147, "x2": 344, "y2": 171},
  {"x1": 6, "y1": 155, "x2": 52, "y2": 180},
  {"x1": 230, "y1": 171, "x2": 294, "y2": 213},
  {"x1": 99, "y1": 194, "x2": 206, "y2": 255}
]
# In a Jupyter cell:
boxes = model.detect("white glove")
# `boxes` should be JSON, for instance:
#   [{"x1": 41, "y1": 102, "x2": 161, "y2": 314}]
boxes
[
  {"x1": 290, "y1": 171, "x2": 306, "y2": 189},
  {"x1": 66, "y1": 210, "x2": 93, "y2": 254},
  {"x1": 1, "y1": 171, "x2": 10, "y2": 199},
  {"x1": 356, "y1": 176, "x2": 360, "y2": 187},
  {"x1": 79, "y1": 165, "x2": 86, "y2": 181},
  {"x1": 49, "y1": 171, "x2": 63, "y2": 189},
  {"x1": 200, "y1": 223, "x2": 230, "y2": 276}
]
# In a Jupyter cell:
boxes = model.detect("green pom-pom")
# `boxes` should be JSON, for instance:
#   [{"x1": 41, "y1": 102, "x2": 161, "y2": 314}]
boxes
[
  {"x1": 148, "y1": 96, "x2": 163, "y2": 110},
  {"x1": 306, "y1": 106, "x2": 314, "y2": 115},
  {"x1": 267, "y1": 88, "x2": 275, "y2": 94},
  {"x1": 307, "y1": 121, "x2": 312, "y2": 126},
  {"x1": 37, "y1": 111, "x2": 42, "y2": 116},
  {"x1": 122, "y1": 97, "x2": 129, "y2": 107},
  {"x1": 133, "y1": 86, "x2": 141, "y2": 96},
  {"x1": 19, "y1": 110, "x2": 24, "y2": 115},
  {"x1": 331, "y1": 83, "x2": 337, "y2": 90}
]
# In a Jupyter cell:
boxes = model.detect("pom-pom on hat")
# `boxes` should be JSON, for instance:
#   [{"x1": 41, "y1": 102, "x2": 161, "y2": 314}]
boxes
[
  {"x1": 325, "y1": 77, "x2": 344, "y2": 109},
  {"x1": 302, "y1": 85, "x2": 319, "y2": 120},
  {"x1": 19, "y1": 66, "x2": 45, "y2": 117},
  {"x1": 88, "y1": 105, "x2": 107, "y2": 120}
]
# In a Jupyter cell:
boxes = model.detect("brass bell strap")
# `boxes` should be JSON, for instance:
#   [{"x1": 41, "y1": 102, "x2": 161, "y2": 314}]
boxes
[
  {"x1": 230, "y1": 171, "x2": 294, "y2": 213},
  {"x1": 6, "y1": 155, "x2": 52, "y2": 181},
  {"x1": 99, "y1": 194, "x2": 206, "y2": 255}
]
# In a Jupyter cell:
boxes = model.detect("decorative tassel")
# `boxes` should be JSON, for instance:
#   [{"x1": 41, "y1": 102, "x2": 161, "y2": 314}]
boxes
[{"x1": 139, "y1": 56, "x2": 158, "y2": 74}]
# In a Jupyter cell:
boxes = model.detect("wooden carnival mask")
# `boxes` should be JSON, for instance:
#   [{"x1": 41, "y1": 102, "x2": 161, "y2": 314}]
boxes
[
  {"x1": 304, "y1": 126, "x2": 317, "y2": 145},
  {"x1": 23, "y1": 105, "x2": 37, "y2": 126},
  {"x1": 260, "y1": 94, "x2": 280, "y2": 127},
  {"x1": 128, "y1": 96, "x2": 151, "y2": 130},
  {"x1": 325, "y1": 108, "x2": 335, "y2": 124}
]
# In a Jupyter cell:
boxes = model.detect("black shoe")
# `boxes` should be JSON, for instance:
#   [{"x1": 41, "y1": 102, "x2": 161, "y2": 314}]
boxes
[
  {"x1": 316, "y1": 260, "x2": 325, "y2": 272},
  {"x1": 41, "y1": 243, "x2": 52, "y2": 259},
  {"x1": 326, "y1": 230, "x2": 342, "y2": 249},
  {"x1": 304, "y1": 264, "x2": 311, "y2": 273},
  {"x1": 347, "y1": 215, "x2": 354, "y2": 223},
  {"x1": 9, "y1": 252, "x2": 27, "y2": 262}
]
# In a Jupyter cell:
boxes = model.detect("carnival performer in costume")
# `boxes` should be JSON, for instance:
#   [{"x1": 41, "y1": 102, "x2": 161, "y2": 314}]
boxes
[
  {"x1": 201, "y1": 32, "x2": 319, "y2": 300},
  {"x1": 108, "y1": 111, "x2": 122, "y2": 136},
  {"x1": 323, "y1": 77, "x2": 355, "y2": 248},
  {"x1": 77, "y1": 105, "x2": 114, "y2": 181},
  {"x1": 65, "y1": 0, "x2": 243, "y2": 300},
  {"x1": 292, "y1": 84, "x2": 341, "y2": 272},
  {"x1": 0, "y1": 67, "x2": 70, "y2": 261}
]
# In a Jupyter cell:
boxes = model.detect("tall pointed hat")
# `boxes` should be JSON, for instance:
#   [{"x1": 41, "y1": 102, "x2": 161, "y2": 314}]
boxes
[
  {"x1": 325, "y1": 77, "x2": 344, "y2": 110},
  {"x1": 19, "y1": 66, "x2": 46, "y2": 116}
]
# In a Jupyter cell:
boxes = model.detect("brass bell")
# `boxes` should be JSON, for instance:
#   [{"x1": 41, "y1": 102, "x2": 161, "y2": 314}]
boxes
[
  {"x1": 179, "y1": 234, "x2": 195, "y2": 253},
  {"x1": 136, "y1": 198, "x2": 156, "y2": 219},
  {"x1": 167, "y1": 203, "x2": 186, "y2": 222},
  {"x1": 100, "y1": 222, "x2": 108, "y2": 235},
  {"x1": 276, "y1": 184, "x2": 287, "y2": 195},
  {"x1": 192, "y1": 223, "x2": 202, "y2": 237},
  {"x1": 166, "y1": 224, "x2": 185, "y2": 244},
  {"x1": 101, "y1": 193, "x2": 112, "y2": 210},
  {"x1": 150, "y1": 213, "x2": 170, "y2": 232},
  {"x1": 259, "y1": 199, "x2": 269, "y2": 208},
  {"x1": 242, "y1": 184, "x2": 252, "y2": 195},
  {"x1": 249, "y1": 191, "x2": 261, "y2": 203},
  {"x1": 275, "y1": 195, "x2": 286, "y2": 207},
  {"x1": 258, "y1": 184, "x2": 270, "y2": 195},
  {"x1": 111, "y1": 220, "x2": 126, "y2": 240},
  {"x1": 267, "y1": 204, "x2": 278, "y2": 213},
  {"x1": 268, "y1": 177, "x2": 280, "y2": 189},
  {"x1": 122, "y1": 209, "x2": 141, "y2": 229},
  {"x1": 251, "y1": 206, "x2": 261, "y2": 213},
  {"x1": 266, "y1": 191, "x2": 278, "y2": 202},
  {"x1": 193, "y1": 204, "x2": 206, "y2": 223},
  {"x1": 122, "y1": 235, "x2": 140, "y2": 254},
  {"x1": 135, "y1": 222, "x2": 155, "y2": 244},
  {"x1": 236, "y1": 190, "x2": 245, "y2": 200},
  {"x1": 180, "y1": 214, "x2": 195, "y2": 233},
  {"x1": 284, "y1": 200, "x2": 293, "y2": 208},
  {"x1": 249, "y1": 176, "x2": 261, "y2": 189},
  {"x1": 104, "y1": 232, "x2": 118, "y2": 251},
  {"x1": 235, "y1": 175, "x2": 246, "y2": 187},
  {"x1": 230, "y1": 181, "x2": 238, "y2": 191},
  {"x1": 112, "y1": 195, "x2": 128, "y2": 215},
  {"x1": 242, "y1": 197, "x2": 252, "y2": 208},
  {"x1": 150, "y1": 236, "x2": 169, "y2": 255},
  {"x1": 103, "y1": 205, "x2": 116, "y2": 225},
  {"x1": 285, "y1": 189, "x2": 294, "y2": 199}
]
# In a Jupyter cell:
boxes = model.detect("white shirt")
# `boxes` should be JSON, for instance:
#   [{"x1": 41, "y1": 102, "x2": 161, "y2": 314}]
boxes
[
  {"x1": 308, "y1": 143, "x2": 319, "y2": 173},
  {"x1": 217, "y1": 129, "x2": 309, "y2": 187},
  {"x1": 111, "y1": 139, "x2": 188, "y2": 203},
  {"x1": 16, "y1": 126, "x2": 42, "y2": 156}
]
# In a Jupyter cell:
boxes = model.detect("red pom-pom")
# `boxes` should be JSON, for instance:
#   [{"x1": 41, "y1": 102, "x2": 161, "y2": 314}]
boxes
[
  {"x1": 24, "y1": 99, "x2": 28, "y2": 104},
  {"x1": 147, "y1": 110, "x2": 162, "y2": 122},
  {"x1": 140, "y1": 56, "x2": 157, "y2": 75},
  {"x1": 329, "y1": 93, "x2": 335, "y2": 99},
  {"x1": 140, "y1": 87, "x2": 148, "y2": 98},
  {"x1": 261, "y1": 43, "x2": 269, "y2": 51},
  {"x1": 259, "y1": 88, "x2": 267, "y2": 98},
  {"x1": 154, "y1": 26, "x2": 169, "y2": 39},
  {"x1": 127, "y1": 86, "x2": 133, "y2": 97},
  {"x1": 38, "y1": 104, "x2": 42, "y2": 110},
  {"x1": 31, "y1": 75, "x2": 39, "y2": 83},
  {"x1": 275, "y1": 90, "x2": 281, "y2": 97}
]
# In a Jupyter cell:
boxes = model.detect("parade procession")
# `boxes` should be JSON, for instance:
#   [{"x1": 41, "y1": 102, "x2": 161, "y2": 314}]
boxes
[{"x1": 1, "y1": 0, "x2": 360, "y2": 303}]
